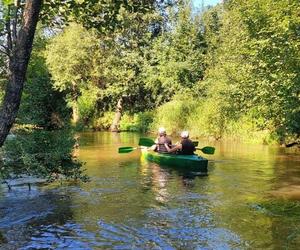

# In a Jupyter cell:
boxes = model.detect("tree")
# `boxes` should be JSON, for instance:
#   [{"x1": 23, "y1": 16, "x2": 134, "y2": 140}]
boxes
[
  {"x1": 45, "y1": 23, "x2": 99, "y2": 124},
  {"x1": 199, "y1": 0, "x2": 300, "y2": 141},
  {"x1": 18, "y1": 28, "x2": 70, "y2": 129},
  {"x1": 143, "y1": 1, "x2": 207, "y2": 107},
  {"x1": 45, "y1": 2, "x2": 166, "y2": 130},
  {"x1": 238, "y1": 0, "x2": 300, "y2": 139},
  {"x1": 0, "y1": 0, "x2": 168, "y2": 145},
  {"x1": 0, "y1": 0, "x2": 43, "y2": 147}
]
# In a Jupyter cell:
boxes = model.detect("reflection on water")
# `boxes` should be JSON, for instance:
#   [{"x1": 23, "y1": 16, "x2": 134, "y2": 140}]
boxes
[{"x1": 0, "y1": 132, "x2": 300, "y2": 249}]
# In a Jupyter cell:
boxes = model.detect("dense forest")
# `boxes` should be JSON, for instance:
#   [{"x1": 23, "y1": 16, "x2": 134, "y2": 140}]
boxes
[{"x1": 0, "y1": 0, "x2": 299, "y2": 179}]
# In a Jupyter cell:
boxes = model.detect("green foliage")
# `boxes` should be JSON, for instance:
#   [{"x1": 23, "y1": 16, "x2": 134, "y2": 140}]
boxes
[
  {"x1": 151, "y1": 94, "x2": 198, "y2": 134},
  {"x1": 193, "y1": 0, "x2": 300, "y2": 142},
  {"x1": 2, "y1": 129, "x2": 88, "y2": 181},
  {"x1": 136, "y1": 112, "x2": 154, "y2": 133},
  {"x1": 45, "y1": 24, "x2": 98, "y2": 93},
  {"x1": 6, "y1": 0, "x2": 298, "y2": 145},
  {"x1": 143, "y1": 2, "x2": 206, "y2": 106},
  {"x1": 18, "y1": 29, "x2": 70, "y2": 128},
  {"x1": 187, "y1": 98, "x2": 226, "y2": 139},
  {"x1": 91, "y1": 111, "x2": 153, "y2": 132},
  {"x1": 119, "y1": 114, "x2": 140, "y2": 132},
  {"x1": 45, "y1": 3, "x2": 165, "y2": 125},
  {"x1": 45, "y1": 24, "x2": 100, "y2": 123},
  {"x1": 41, "y1": 0, "x2": 161, "y2": 32},
  {"x1": 241, "y1": 0, "x2": 300, "y2": 138},
  {"x1": 2, "y1": 0, "x2": 13, "y2": 5},
  {"x1": 91, "y1": 112, "x2": 115, "y2": 130},
  {"x1": 119, "y1": 112, "x2": 154, "y2": 132},
  {"x1": 77, "y1": 87, "x2": 99, "y2": 122}
]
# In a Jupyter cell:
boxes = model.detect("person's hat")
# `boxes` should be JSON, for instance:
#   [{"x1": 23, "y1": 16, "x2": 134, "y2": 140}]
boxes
[
  {"x1": 180, "y1": 131, "x2": 189, "y2": 138},
  {"x1": 158, "y1": 127, "x2": 166, "y2": 134}
]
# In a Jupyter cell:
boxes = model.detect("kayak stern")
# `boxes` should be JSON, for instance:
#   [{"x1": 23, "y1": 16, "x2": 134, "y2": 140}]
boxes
[{"x1": 141, "y1": 148, "x2": 208, "y2": 172}]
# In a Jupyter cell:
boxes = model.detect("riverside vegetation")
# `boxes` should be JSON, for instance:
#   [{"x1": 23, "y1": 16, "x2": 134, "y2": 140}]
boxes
[
  {"x1": 0, "y1": 0, "x2": 299, "y2": 179},
  {"x1": 44, "y1": 0, "x2": 300, "y2": 144}
]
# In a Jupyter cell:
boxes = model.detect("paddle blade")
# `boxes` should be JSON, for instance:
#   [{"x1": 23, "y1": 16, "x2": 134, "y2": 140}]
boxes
[
  {"x1": 196, "y1": 146, "x2": 215, "y2": 155},
  {"x1": 118, "y1": 147, "x2": 136, "y2": 153},
  {"x1": 138, "y1": 137, "x2": 155, "y2": 147}
]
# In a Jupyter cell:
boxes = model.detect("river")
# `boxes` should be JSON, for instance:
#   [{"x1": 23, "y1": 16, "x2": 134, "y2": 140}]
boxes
[{"x1": 0, "y1": 131, "x2": 300, "y2": 249}]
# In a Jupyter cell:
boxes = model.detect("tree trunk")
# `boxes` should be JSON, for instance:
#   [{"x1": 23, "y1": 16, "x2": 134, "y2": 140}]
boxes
[
  {"x1": 71, "y1": 81, "x2": 79, "y2": 124},
  {"x1": 110, "y1": 98, "x2": 123, "y2": 132},
  {"x1": 72, "y1": 102, "x2": 79, "y2": 124},
  {"x1": 0, "y1": 0, "x2": 43, "y2": 147}
]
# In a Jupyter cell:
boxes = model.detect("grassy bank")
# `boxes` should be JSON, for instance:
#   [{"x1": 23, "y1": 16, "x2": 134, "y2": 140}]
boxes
[{"x1": 88, "y1": 94, "x2": 297, "y2": 145}]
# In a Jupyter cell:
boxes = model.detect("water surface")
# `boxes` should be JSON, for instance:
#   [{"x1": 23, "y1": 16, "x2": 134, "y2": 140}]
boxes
[{"x1": 1, "y1": 132, "x2": 300, "y2": 249}]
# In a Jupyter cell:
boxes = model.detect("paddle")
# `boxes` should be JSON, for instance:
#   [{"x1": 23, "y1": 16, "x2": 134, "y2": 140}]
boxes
[
  {"x1": 118, "y1": 146, "x2": 137, "y2": 153},
  {"x1": 138, "y1": 137, "x2": 155, "y2": 147},
  {"x1": 196, "y1": 146, "x2": 215, "y2": 155},
  {"x1": 138, "y1": 137, "x2": 215, "y2": 155},
  {"x1": 119, "y1": 137, "x2": 157, "y2": 153}
]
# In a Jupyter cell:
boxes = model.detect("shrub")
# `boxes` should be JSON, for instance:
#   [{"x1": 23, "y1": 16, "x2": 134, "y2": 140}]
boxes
[
  {"x1": 187, "y1": 98, "x2": 226, "y2": 139},
  {"x1": 151, "y1": 95, "x2": 197, "y2": 134},
  {"x1": 120, "y1": 113, "x2": 139, "y2": 132},
  {"x1": 119, "y1": 112, "x2": 154, "y2": 132},
  {"x1": 2, "y1": 129, "x2": 88, "y2": 181},
  {"x1": 91, "y1": 112, "x2": 115, "y2": 130},
  {"x1": 78, "y1": 87, "x2": 99, "y2": 122}
]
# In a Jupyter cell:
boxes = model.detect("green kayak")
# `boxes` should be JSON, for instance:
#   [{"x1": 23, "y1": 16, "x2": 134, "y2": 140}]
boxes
[{"x1": 141, "y1": 148, "x2": 208, "y2": 172}]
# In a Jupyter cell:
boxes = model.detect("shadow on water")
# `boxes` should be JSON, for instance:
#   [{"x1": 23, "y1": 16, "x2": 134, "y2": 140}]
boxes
[{"x1": 0, "y1": 187, "x2": 75, "y2": 249}]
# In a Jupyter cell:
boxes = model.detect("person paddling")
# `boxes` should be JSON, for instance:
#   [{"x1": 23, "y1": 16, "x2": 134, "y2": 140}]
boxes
[
  {"x1": 152, "y1": 127, "x2": 172, "y2": 153},
  {"x1": 164, "y1": 131, "x2": 195, "y2": 155}
]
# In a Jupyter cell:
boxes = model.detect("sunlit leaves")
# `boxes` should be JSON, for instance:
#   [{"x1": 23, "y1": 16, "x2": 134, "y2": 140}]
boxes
[
  {"x1": 2, "y1": 0, "x2": 13, "y2": 6},
  {"x1": 143, "y1": 2, "x2": 206, "y2": 107},
  {"x1": 201, "y1": 0, "x2": 300, "y2": 140}
]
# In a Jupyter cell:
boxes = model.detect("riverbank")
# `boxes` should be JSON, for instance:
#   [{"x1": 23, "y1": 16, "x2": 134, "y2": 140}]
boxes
[{"x1": 82, "y1": 107, "x2": 299, "y2": 147}]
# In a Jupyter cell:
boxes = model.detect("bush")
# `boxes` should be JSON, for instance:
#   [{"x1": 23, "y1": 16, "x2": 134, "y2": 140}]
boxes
[
  {"x1": 187, "y1": 98, "x2": 226, "y2": 139},
  {"x1": 91, "y1": 112, "x2": 115, "y2": 130},
  {"x1": 91, "y1": 111, "x2": 154, "y2": 132},
  {"x1": 120, "y1": 113, "x2": 139, "y2": 132},
  {"x1": 151, "y1": 95, "x2": 197, "y2": 134},
  {"x1": 78, "y1": 87, "x2": 99, "y2": 122},
  {"x1": 136, "y1": 111, "x2": 154, "y2": 132},
  {"x1": 119, "y1": 112, "x2": 154, "y2": 132},
  {"x1": 2, "y1": 129, "x2": 88, "y2": 181}
]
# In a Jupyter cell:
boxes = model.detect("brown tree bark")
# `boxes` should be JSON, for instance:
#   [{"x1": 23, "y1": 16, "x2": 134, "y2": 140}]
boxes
[
  {"x1": 110, "y1": 98, "x2": 123, "y2": 132},
  {"x1": 0, "y1": 0, "x2": 43, "y2": 147}
]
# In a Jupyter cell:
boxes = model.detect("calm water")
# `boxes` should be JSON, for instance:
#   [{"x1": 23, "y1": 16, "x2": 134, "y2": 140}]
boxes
[{"x1": 1, "y1": 132, "x2": 300, "y2": 249}]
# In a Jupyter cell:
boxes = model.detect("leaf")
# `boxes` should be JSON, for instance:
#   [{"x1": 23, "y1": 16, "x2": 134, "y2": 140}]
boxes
[{"x1": 2, "y1": 0, "x2": 13, "y2": 6}]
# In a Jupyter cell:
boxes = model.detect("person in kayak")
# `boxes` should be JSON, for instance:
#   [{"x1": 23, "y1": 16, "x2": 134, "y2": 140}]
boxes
[
  {"x1": 164, "y1": 131, "x2": 195, "y2": 155},
  {"x1": 152, "y1": 127, "x2": 172, "y2": 153}
]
